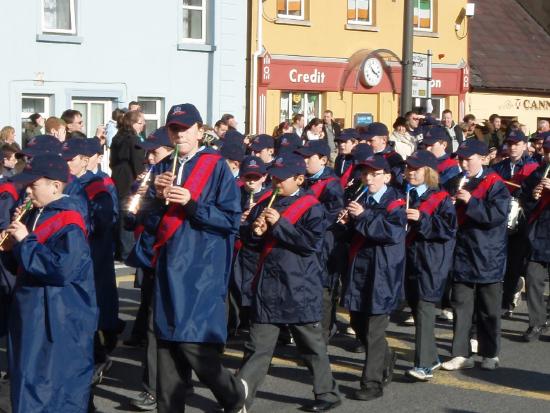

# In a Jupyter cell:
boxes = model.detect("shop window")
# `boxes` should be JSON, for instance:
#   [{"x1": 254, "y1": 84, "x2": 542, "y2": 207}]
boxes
[
  {"x1": 277, "y1": 0, "x2": 304, "y2": 20},
  {"x1": 138, "y1": 97, "x2": 165, "y2": 137},
  {"x1": 280, "y1": 92, "x2": 321, "y2": 124},
  {"x1": 413, "y1": 0, "x2": 433, "y2": 32},
  {"x1": 182, "y1": 0, "x2": 207, "y2": 43},
  {"x1": 72, "y1": 98, "x2": 113, "y2": 138},
  {"x1": 42, "y1": 0, "x2": 76, "y2": 34},
  {"x1": 347, "y1": 0, "x2": 372, "y2": 25}
]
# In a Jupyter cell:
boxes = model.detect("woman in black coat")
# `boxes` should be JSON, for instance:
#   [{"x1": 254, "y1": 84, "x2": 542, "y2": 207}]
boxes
[{"x1": 109, "y1": 110, "x2": 145, "y2": 260}]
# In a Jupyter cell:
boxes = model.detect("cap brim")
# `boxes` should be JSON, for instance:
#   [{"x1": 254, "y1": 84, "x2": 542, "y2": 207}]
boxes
[
  {"x1": 241, "y1": 171, "x2": 264, "y2": 179},
  {"x1": 406, "y1": 158, "x2": 426, "y2": 169},
  {"x1": 166, "y1": 121, "x2": 192, "y2": 129},
  {"x1": 250, "y1": 143, "x2": 268, "y2": 152},
  {"x1": 10, "y1": 172, "x2": 41, "y2": 186},
  {"x1": 356, "y1": 160, "x2": 388, "y2": 172},
  {"x1": 269, "y1": 167, "x2": 295, "y2": 180},
  {"x1": 137, "y1": 141, "x2": 162, "y2": 150},
  {"x1": 295, "y1": 147, "x2": 316, "y2": 157}
]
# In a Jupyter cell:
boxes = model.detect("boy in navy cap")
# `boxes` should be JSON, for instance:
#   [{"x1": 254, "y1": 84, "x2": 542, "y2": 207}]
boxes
[
  {"x1": 334, "y1": 128, "x2": 358, "y2": 186},
  {"x1": 149, "y1": 104, "x2": 245, "y2": 413},
  {"x1": 519, "y1": 137, "x2": 550, "y2": 341},
  {"x1": 220, "y1": 143, "x2": 246, "y2": 179},
  {"x1": 62, "y1": 139, "x2": 120, "y2": 386},
  {"x1": 339, "y1": 154, "x2": 406, "y2": 400},
  {"x1": 296, "y1": 140, "x2": 345, "y2": 342},
  {"x1": 403, "y1": 150, "x2": 457, "y2": 381},
  {"x1": 491, "y1": 130, "x2": 538, "y2": 317},
  {"x1": 2, "y1": 154, "x2": 97, "y2": 412},
  {"x1": 230, "y1": 156, "x2": 273, "y2": 335},
  {"x1": 364, "y1": 122, "x2": 405, "y2": 188},
  {"x1": 442, "y1": 139, "x2": 510, "y2": 371},
  {"x1": 423, "y1": 126, "x2": 462, "y2": 189},
  {"x1": 238, "y1": 152, "x2": 341, "y2": 412},
  {"x1": 250, "y1": 134, "x2": 275, "y2": 165},
  {"x1": 275, "y1": 132, "x2": 301, "y2": 155}
]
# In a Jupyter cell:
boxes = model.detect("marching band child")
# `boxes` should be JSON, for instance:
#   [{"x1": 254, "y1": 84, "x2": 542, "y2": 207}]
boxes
[
  {"x1": 339, "y1": 154, "x2": 406, "y2": 400},
  {"x1": 3, "y1": 154, "x2": 97, "y2": 412},
  {"x1": 403, "y1": 150, "x2": 457, "y2": 381}
]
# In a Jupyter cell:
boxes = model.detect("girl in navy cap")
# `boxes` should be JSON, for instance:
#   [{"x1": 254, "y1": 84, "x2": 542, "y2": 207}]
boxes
[
  {"x1": 402, "y1": 150, "x2": 457, "y2": 381},
  {"x1": 339, "y1": 154, "x2": 406, "y2": 401},
  {"x1": 2, "y1": 154, "x2": 97, "y2": 413},
  {"x1": 238, "y1": 152, "x2": 341, "y2": 412}
]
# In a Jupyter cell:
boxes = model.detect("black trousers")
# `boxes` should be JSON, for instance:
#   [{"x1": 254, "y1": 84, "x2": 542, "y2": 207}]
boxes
[
  {"x1": 350, "y1": 312, "x2": 392, "y2": 388},
  {"x1": 411, "y1": 300, "x2": 438, "y2": 368},
  {"x1": 321, "y1": 286, "x2": 339, "y2": 344},
  {"x1": 156, "y1": 340, "x2": 245, "y2": 413},
  {"x1": 525, "y1": 261, "x2": 550, "y2": 327},
  {"x1": 237, "y1": 322, "x2": 340, "y2": 406},
  {"x1": 142, "y1": 283, "x2": 157, "y2": 395},
  {"x1": 502, "y1": 232, "x2": 528, "y2": 309},
  {"x1": 132, "y1": 269, "x2": 155, "y2": 340},
  {"x1": 451, "y1": 282, "x2": 502, "y2": 358}
]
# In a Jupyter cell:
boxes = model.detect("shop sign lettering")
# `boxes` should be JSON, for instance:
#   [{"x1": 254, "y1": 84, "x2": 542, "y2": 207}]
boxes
[
  {"x1": 289, "y1": 68, "x2": 327, "y2": 84},
  {"x1": 500, "y1": 99, "x2": 550, "y2": 111}
]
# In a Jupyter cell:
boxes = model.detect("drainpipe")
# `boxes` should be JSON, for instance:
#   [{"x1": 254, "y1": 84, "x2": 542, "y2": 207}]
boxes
[{"x1": 251, "y1": 0, "x2": 264, "y2": 134}]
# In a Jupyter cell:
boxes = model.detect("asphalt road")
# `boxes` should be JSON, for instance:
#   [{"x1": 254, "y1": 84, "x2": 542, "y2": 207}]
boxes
[{"x1": 1, "y1": 278, "x2": 549, "y2": 413}]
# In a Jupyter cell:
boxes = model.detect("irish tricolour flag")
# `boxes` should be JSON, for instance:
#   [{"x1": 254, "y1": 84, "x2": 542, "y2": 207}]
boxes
[{"x1": 414, "y1": 0, "x2": 432, "y2": 29}]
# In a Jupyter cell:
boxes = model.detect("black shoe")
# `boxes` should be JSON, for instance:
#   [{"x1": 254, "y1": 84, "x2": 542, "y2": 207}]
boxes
[
  {"x1": 349, "y1": 340, "x2": 366, "y2": 353},
  {"x1": 92, "y1": 357, "x2": 113, "y2": 385},
  {"x1": 382, "y1": 351, "x2": 397, "y2": 386},
  {"x1": 353, "y1": 386, "x2": 383, "y2": 401},
  {"x1": 301, "y1": 399, "x2": 342, "y2": 412},
  {"x1": 123, "y1": 336, "x2": 147, "y2": 348},
  {"x1": 523, "y1": 325, "x2": 547, "y2": 342},
  {"x1": 129, "y1": 391, "x2": 157, "y2": 411}
]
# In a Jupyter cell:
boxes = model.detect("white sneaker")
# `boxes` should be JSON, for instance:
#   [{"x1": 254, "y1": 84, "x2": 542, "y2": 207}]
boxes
[
  {"x1": 470, "y1": 338, "x2": 478, "y2": 354},
  {"x1": 438, "y1": 309, "x2": 454, "y2": 321},
  {"x1": 441, "y1": 356, "x2": 475, "y2": 371},
  {"x1": 237, "y1": 378, "x2": 248, "y2": 413},
  {"x1": 481, "y1": 357, "x2": 499, "y2": 370},
  {"x1": 403, "y1": 314, "x2": 415, "y2": 326},
  {"x1": 345, "y1": 326, "x2": 355, "y2": 336}
]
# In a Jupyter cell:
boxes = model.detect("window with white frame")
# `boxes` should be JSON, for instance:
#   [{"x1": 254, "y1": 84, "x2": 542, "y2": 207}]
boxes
[
  {"x1": 277, "y1": 0, "x2": 304, "y2": 20},
  {"x1": 21, "y1": 94, "x2": 51, "y2": 140},
  {"x1": 413, "y1": 0, "x2": 433, "y2": 31},
  {"x1": 72, "y1": 99, "x2": 112, "y2": 138},
  {"x1": 42, "y1": 0, "x2": 76, "y2": 34},
  {"x1": 182, "y1": 0, "x2": 207, "y2": 43},
  {"x1": 138, "y1": 98, "x2": 164, "y2": 137},
  {"x1": 280, "y1": 92, "x2": 320, "y2": 124},
  {"x1": 347, "y1": 0, "x2": 372, "y2": 25}
]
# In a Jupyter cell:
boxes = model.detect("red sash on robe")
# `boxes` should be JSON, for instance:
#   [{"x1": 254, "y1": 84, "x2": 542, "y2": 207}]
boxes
[
  {"x1": 456, "y1": 172, "x2": 503, "y2": 226},
  {"x1": 33, "y1": 211, "x2": 87, "y2": 244}
]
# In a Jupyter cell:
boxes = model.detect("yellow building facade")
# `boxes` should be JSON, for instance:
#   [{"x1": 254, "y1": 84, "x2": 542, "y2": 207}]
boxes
[{"x1": 249, "y1": 0, "x2": 470, "y2": 134}]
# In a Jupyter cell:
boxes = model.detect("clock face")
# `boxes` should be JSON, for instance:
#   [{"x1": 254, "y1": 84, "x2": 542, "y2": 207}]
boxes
[{"x1": 362, "y1": 58, "x2": 383, "y2": 87}]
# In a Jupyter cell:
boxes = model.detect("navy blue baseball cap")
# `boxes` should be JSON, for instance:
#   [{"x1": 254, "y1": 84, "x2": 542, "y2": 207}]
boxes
[
  {"x1": 364, "y1": 122, "x2": 389, "y2": 140},
  {"x1": 505, "y1": 129, "x2": 527, "y2": 144},
  {"x1": 220, "y1": 143, "x2": 245, "y2": 162},
  {"x1": 295, "y1": 140, "x2": 331, "y2": 158},
  {"x1": 455, "y1": 139, "x2": 489, "y2": 157},
  {"x1": 422, "y1": 127, "x2": 448, "y2": 146},
  {"x1": 356, "y1": 154, "x2": 391, "y2": 172},
  {"x1": 11, "y1": 153, "x2": 69, "y2": 184},
  {"x1": 86, "y1": 137, "x2": 103, "y2": 155},
  {"x1": 336, "y1": 128, "x2": 359, "y2": 142},
  {"x1": 268, "y1": 152, "x2": 306, "y2": 180},
  {"x1": 138, "y1": 127, "x2": 172, "y2": 150},
  {"x1": 61, "y1": 138, "x2": 95, "y2": 160},
  {"x1": 534, "y1": 130, "x2": 550, "y2": 141},
  {"x1": 223, "y1": 130, "x2": 245, "y2": 147},
  {"x1": 352, "y1": 143, "x2": 374, "y2": 164},
  {"x1": 240, "y1": 155, "x2": 267, "y2": 178},
  {"x1": 406, "y1": 150, "x2": 439, "y2": 170},
  {"x1": 275, "y1": 133, "x2": 301, "y2": 154},
  {"x1": 20, "y1": 135, "x2": 62, "y2": 157},
  {"x1": 250, "y1": 134, "x2": 274, "y2": 151},
  {"x1": 166, "y1": 103, "x2": 203, "y2": 128},
  {"x1": 543, "y1": 137, "x2": 550, "y2": 151}
]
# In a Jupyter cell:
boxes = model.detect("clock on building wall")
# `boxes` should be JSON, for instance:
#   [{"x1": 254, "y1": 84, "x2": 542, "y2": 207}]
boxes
[{"x1": 362, "y1": 57, "x2": 383, "y2": 87}]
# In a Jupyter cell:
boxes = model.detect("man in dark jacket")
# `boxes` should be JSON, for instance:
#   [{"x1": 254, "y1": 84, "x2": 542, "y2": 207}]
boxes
[
  {"x1": 520, "y1": 137, "x2": 550, "y2": 341},
  {"x1": 441, "y1": 109, "x2": 463, "y2": 154},
  {"x1": 238, "y1": 152, "x2": 341, "y2": 412},
  {"x1": 442, "y1": 140, "x2": 511, "y2": 372},
  {"x1": 322, "y1": 110, "x2": 342, "y2": 158}
]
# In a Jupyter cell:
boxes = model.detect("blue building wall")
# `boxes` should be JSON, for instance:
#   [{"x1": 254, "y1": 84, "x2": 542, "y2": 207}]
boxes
[{"x1": 0, "y1": 0, "x2": 248, "y2": 143}]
